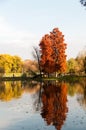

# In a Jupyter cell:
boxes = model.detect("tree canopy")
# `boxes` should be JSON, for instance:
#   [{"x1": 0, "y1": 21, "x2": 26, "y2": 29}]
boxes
[
  {"x1": 0, "y1": 54, "x2": 23, "y2": 74},
  {"x1": 39, "y1": 28, "x2": 67, "y2": 75},
  {"x1": 67, "y1": 47, "x2": 86, "y2": 74}
]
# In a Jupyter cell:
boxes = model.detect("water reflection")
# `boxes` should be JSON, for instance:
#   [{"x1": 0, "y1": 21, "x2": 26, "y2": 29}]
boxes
[
  {"x1": 41, "y1": 81, "x2": 68, "y2": 130},
  {"x1": 0, "y1": 81, "x2": 23, "y2": 101},
  {"x1": 0, "y1": 80, "x2": 86, "y2": 111},
  {"x1": 67, "y1": 78, "x2": 86, "y2": 111},
  {"x1": 0, "y1": 79, "x2": 86, "y2": 130},
  {"x1": 76, "y1": 79, "x2": 86, "y2": 111},
  {"x1": 0, "y1": 81, "x2": 40, "y2": 102}
]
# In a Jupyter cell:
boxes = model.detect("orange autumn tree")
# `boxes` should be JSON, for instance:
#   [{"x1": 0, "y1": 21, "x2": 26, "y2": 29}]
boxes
[{"x1": 39, "y1": 28, "x2": 67, "y2": 75}]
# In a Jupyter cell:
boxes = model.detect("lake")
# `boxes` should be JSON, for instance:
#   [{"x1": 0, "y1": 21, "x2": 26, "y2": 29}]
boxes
[{"x1": 0, "y1": 79, "x2": 86, "y2": 130}]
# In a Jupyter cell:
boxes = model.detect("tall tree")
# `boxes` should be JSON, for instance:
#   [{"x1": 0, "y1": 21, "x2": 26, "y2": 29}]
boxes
[{"x1": 39, "y1": 28, "x2": 67, "y2": 75}]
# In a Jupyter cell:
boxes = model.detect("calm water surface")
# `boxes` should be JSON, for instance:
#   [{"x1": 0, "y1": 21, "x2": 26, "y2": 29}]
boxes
[{"x1": 0, "y1": 79, "x2": 86, "y2": 130}]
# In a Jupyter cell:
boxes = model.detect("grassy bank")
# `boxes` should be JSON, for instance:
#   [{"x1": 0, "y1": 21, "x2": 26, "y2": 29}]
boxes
[
  {"x1": 57, "y1": 75, "x2": 86, "y2": 82},
  {"x1": 0, "y1": 76, "x2": 32, "y2": 81},
  {"x1": 0, "y1": 75, "x2": 86, "y2": 82}
]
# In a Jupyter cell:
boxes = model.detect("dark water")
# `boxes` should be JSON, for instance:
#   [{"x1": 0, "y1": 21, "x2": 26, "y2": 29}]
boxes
[{"x1": 0, "y1": 79, "x2": 86, "y2": 130}]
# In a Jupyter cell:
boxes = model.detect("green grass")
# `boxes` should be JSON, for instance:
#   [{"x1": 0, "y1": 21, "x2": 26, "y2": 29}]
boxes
[{"x1": 57, "y1": 75, "x2": 86, "y2": 82}]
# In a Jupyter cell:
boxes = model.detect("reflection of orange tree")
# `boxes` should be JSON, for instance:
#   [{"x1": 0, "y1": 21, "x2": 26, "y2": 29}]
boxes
[{"x1": 41, "y1": 82, "x2": 68, "y2": 130}]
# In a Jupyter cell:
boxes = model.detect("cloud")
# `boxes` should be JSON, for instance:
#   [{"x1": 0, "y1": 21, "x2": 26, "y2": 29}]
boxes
[
  {"x1": 0, "y1": 16, "x2": 39, "y2": 45},
  {"x1": 0, "y1": 16, "x2": 40, "y2": 59}
]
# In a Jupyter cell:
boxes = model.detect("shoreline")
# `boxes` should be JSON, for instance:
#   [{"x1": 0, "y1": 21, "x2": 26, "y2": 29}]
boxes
[{"x1": 0, "y1": 75, "x2": 86, "y2": 82}]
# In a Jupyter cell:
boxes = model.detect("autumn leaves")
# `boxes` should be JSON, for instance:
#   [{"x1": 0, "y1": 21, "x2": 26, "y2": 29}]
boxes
[{"x1": 39, "y1": 28, "x2": 67, "y2": 75}]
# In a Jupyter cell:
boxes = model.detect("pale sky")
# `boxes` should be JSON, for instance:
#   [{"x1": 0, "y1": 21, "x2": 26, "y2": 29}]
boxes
[{"x1": 0, "y1": 0, "x2": 86, "y2": 60}]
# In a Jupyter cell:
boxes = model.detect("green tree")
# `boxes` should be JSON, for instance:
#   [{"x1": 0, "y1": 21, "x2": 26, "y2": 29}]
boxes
[
  {"x1": 67, "y1": 58, "x2": 78, "y2": 74},
  {"x1": 76, "y1": 51, "x2": 86, "y2": 74}
]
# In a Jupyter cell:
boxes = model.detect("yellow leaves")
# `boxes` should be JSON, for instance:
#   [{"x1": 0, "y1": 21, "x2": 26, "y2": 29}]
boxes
[
  {"x1": 0, "y1": 54, "x2": 23, "y2": 73},
  {"x1": 0, "y1": 81, "x2": 22, "y2": 101}
]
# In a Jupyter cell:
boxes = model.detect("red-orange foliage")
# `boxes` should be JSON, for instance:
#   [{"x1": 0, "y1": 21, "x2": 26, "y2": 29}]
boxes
[
  {"x1": 39, "y1": 28, "x2": 67, "y2": 74},
  {"x1": 41, "y1": 82, "x2": 68, "y2": 130}
]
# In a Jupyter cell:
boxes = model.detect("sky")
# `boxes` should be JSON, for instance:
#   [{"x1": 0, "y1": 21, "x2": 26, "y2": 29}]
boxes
[{"x1": 0, "y1": 0, "x2": 86, "y2": 60}]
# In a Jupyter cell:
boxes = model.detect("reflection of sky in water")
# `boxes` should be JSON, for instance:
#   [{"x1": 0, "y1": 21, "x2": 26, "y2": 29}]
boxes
[
  {"x1": 62, "y1": 95, "x2": 86, "y2": 130},
  {"x1": 0, "y1": 86, "x2": 86, "y2": 130},
  {"x1": 0, "y1": 93, "x2": 38, "y2": 129}
]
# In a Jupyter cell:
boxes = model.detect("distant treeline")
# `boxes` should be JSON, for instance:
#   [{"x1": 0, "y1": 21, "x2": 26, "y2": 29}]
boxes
[
  {"x1": 0, "y1": 51, "x2": 86, "y2": 77},
  {"x1": 0, "y1": 54, "x2": 38, "y2": 77},
  {"x1": 67, "y1": 51, "x2": 86, "y2": 75}
]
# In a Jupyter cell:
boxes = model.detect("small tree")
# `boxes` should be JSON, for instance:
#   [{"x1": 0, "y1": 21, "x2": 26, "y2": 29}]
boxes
[{"x1": 33, "y1": 47, "x2": 42, "y2": 76}]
